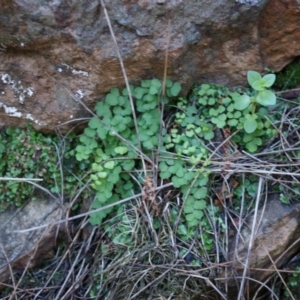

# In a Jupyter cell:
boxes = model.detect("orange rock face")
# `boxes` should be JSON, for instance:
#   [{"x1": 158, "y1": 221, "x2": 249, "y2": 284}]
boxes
[{"x1": 0, "y1": 0, "x2": 299, "y2": 132}]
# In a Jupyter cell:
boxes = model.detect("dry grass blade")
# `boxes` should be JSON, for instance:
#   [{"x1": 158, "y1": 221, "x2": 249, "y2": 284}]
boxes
[{"x1": 99, "y1": 0, "x2": 147, "y2": 176}]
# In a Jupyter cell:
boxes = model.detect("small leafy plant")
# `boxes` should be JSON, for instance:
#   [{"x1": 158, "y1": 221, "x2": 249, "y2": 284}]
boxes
[
  {"x1": 75, "y1": 78, "x2": 182, "y2": 225},
  {"x1": 234, "y1": 70, "x2": 276, "y2": 133},
  {"x1": 0, "y1": 125, "x2": 79, "y2": 210},
  {"x1": 75, "y1": 70, "x2": 278, "y2": 229},
  {"x1": 190, "y1": 71, "x2": 277, "y2": 152}
]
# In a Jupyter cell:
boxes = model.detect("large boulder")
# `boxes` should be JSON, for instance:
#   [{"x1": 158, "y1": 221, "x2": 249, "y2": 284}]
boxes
[{"x1": 0, "y1": 0, "x2": 299, "y2": 132}]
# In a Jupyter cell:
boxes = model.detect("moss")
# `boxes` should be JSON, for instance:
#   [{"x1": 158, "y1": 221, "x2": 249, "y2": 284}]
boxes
[
  {"x1": 274, "y1": 59, "x2": 300, "y2": 90},
  {"x1": 0, "y1": 33, "x2": 29, "y2": 48}
]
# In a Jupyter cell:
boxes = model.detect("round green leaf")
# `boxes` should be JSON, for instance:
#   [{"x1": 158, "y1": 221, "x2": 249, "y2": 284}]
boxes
[
  {"x1": 193, "y1": 200, "x2": 206, "y2": 210},
  {"x1": 97, "y1": 172, "x2": 107, "y2": 179},
  {"x1": 244, "y1": 118, "x2": 257, "y2": 133},
  {"x1": 141, "y1": 80, "x2": 151, "y2": 88},
  {"x1": 256, "y1": 90, "x2": 276, "y2": 106},
  {"x1": 134, "y1": 87, "x2": 146, "y2": 99},
  {"x1": 185, "y1": 213, "x2": 195, "y2": 223},
  {"x1": 149, "y1": 86, "x2": 159, "y2": 95},
  {"x1": 79, "y1": 135, "x2": 91, "y2": 145},
  {"x1": 234, "y1": 95, "x2": 251, "y2": 110},
  {"x1": 151, "y1": 78, "x2": 162, "y2": 89},
  {"x1": 166, "y1": 79, "x2": 173, "y2": 88},
  {"x1": 105, "y1": 93, "x2": 118, "y2": 106},
  {"x1": 89, "y1": 117, "x2": 102, "y2": 129},
  {"x1": 193, "y1": 187, "x2": 208, "y2": 199},
  {"x1": 104, "y1": 161, "x2": 115, "y2": 169},
  {"x1": 228, "y1": 119, "x2": 238, "y2": 126},
  {"x1": 246, "y1": 142, "x2": 258, "y2": 152},
  {"x1": 97, "y1": 127, "x2": 108, "y2": 139},
  {"x1": 84, "y1": 128, "x2": 95, "y2": 138},
  {"x1": 184, "y1": 204, "x2": 194, "y2": 214},
  {"x1": 170, "y1": 82, "x2": 181, "y2": 97},
  {"x1": 114, "y1": 146, "x2": 128, "y2": 155}
]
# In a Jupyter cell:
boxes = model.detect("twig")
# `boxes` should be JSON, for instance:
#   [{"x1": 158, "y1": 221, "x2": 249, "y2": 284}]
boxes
[{"x1": 237, "y1": 177, "x2": 264, "y2": 300}]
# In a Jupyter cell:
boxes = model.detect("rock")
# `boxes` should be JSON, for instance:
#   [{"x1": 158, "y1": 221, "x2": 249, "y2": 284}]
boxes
[
  {"x1": 223, "y1": 194, "x2": 300, "y2": 298},
  {"x1": 258, "y1": 0, "x2": 300, "y2": 71},
  {"x1": 0, "y1": 197, "x2": 65, "y2": 288},
  {"x1": 0, "y1": 0, "x2": 299, "y2": 132}
]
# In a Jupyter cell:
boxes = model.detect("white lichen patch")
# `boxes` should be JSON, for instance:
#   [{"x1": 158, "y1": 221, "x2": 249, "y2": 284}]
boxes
[
  {"x1": 0, "y1": 102, "x2": 43, "y2": 125},
  {"x1": 1, "y1": 74, "x2": 35, "y2": 104},
  {"x1": 60, "y1": 63, "x2": 89, "y2": 77},
  {"x1": 0, "y1": 104, "x2": 22, "y2": 117},
  {"x1": 235, "y1": 0, "x2": 259, "y2": 5},
  {"x1": 71, "y1": 69, "x2": 89, "y2": 76},
  {"x1": 76, "y1": 89, "x2": 84, "y2": 99}
]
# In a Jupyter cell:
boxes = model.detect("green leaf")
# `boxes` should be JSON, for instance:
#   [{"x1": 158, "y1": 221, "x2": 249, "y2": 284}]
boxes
[
  {"x1": 122, "y1": 85, "x2": 134, "y2": 96},
  {"x1": 134, "y1": 87, "x2": 147, "y2": 99},
  {"x1": 217, "y1": 106, "x2": 225, "y2": 113},
  {"x1": 165, "y1": 78, "x2": 173, "y2": 88},
  {"x1": 209, "y1": 108, "x2": 218, "y2": 116},
  {"x1": 204, "y1": 131, "x2": 214, "y2": 140},
  {"x1": 104, "y1": 161, "x2": 115, "y2": 169},
  {"x1": 149, "y1": 86, "x2": 159, "y2": 95},
  {"x1": 170, "y1": 82, "x2": 181, "y2": 97},
  {"x1": 89, "y1": 117, "x2": 102, "y2": 129},
  {"x1": 247, "y1": 70, "x2": 263, "y2": 90},
  {"x1": 105, "y1": 93, "x2": 118, "y2": 106},
  {"x1": 280, "y1": 193, "x2": 289, "y2": 204},
  {"x1": 79, "y1": 135, "x2": 92, "y2": 146},
  {"x1": 193, "y1": 200, "x2": 206, "y2": 210},
  {"x1": 185, "y1": 213, "x2": 196, "y2": 222},
  {"x1": 151, "y1": 78, "x2": 162, "y2": 89},
  {"x1": 222, "y1": 97, "x2": 232, "y2": 104},
  {"x1": 178, "y1": 224, "x2": 188, "y2": 235},
  {"x1": 159, "y1": 161, "x2": 168, "y2": 172},
  {"x1": 234, "y1": 95, "x2": 251, "y2": 110},
  {"x1": 141, "y1": 80, "x2": 151, "y2": 88},
  {"x1": 184, "y1": 204, "x2": 194, "y2": 214},
  {"x1": 234, "y1": 111, "x2": 242, "y2": 118},
  {"x1": 121, "y1": 160, "x2": 135, "y2": 171},
  {"x1": 160, "y1": 170, "x2": 171, "y2": 179},
  {"x1": 114, "y1": 146, "x2": 128, "y2": 155},
  {"x1": 246, "y1": 142, "x2": 258, "y2": 152},
  {"x1": 227, "y1": 119, "x2": 238, "y2": 126},
  {"x1": 95, "y1": 102, "x2": 112, "y2": 117},
  {"x1": 208, "y1": 98, "x2": 216, "y2": 105},
  {"x1": 262, "y1": 74, "x2": 276, "y2": 87},
  {"x1": 97, "y1": 127, "x2": 108, "y2": 139},
  {"x1": 244, "y1": 114, "x2": 258, "y2": 133},
  {"x1": 84, "y1": 128, "x2": 95, "y2": 138},
  {"x1": 110, "y1": 87, "x2": 120, "y2": 96},
  {"x1": 97, "y1": 172, "x2": 107, "y2": 179},
  {"x1": 92, "y1": 163, "x2": 103, "y2": 172},
  {"x1": 256, "y1": 90, "x2": 276, "y2": 106},
  {"x1": 193, "y1": 187, "x2": 208, "y2": 199},
  {"x1": 186, "y1": 130, "x2": 194, "y2": 137},
  {"x1": 176, "y1": 168, "x2": 185, "y2": 178}
]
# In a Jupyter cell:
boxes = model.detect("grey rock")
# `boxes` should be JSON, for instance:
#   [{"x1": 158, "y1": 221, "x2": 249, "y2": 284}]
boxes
[
  {"x1": 221, "y1": 194, "x2": 300, "y2": 298},
  {"x1": 0, "y1": 198, "x2": 65, "y2": 287}
]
